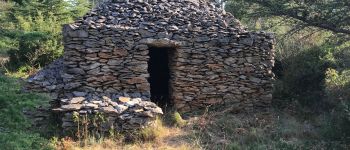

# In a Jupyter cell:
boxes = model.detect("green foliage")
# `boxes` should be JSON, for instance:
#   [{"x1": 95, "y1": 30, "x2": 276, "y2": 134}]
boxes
[
  {"x1": 68, "y1": 0, "x2": 91, "y2": 17},
  {"x1": 225, "y1": 0, "x2": 253, "y2": 20},
  {"x1": 274, "y1": 39, "x2": 349, "y2": 109},
  {"x1": 0, "y1": 76, "x2": 52, "y2": 149},
  {"x1": 227, "y1": 0, "x2": 350, "y2": 35},
  {"x1": 226, "y1": 2, "x2": 335, "y2": 109},
  {"x1": 0, "y1": 132, "x2": 53, "y2": 150},
  {"x1": 195, "y1": 113, "x2": 322, "y2": 150},
  {"x1": 0, "y1": 29, "x2": 21, "y2": 56},
  {"x1": 321, "y1": 69, "x2": 350, "y2": 141},
  {"x1": 0, "y1": 0, "x2": 91, "y2": 71},
  {"x1": 226, "y1": 0, "x2": 350, "y2": 144},
  {"x1": 71, "y1": 111, "x2": 107, "y2": 145},
  {"x1": 172, "y1": 111, "x2": 187, "y2": 127},
  {"x1": 7, "y1": 32, "x2": 63, "y2": 70},
  {"x1": 227, "y1": 142, "x2": 241, "y2": 150},
  {"x1": 330, "y1": 41, "x2": 350, "y2": 69},
  {"x1": 228, "y1": 0, "x2": 349, "y2": 111},
  {"x1": 274, "y1": 45, "x2": 334, "y2": 107},
  {"x1": 325, "y1": 69, "x2": 350, "y2": 104}
]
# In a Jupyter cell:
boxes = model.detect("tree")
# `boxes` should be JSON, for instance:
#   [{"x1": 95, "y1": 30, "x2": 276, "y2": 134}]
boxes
[
  {"x1": 0, "y1": 0, "x2": 92, "y2": 71},
  {"x1": 226, "y1": 0, "x2": 350, "y2": 35}
]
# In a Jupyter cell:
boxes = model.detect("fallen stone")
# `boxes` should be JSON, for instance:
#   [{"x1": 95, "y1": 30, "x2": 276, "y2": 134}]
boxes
[
  {"x1": 119, "y1": 97, "x2": 131, "y2": 103},
  {"x1": 61, "y1": 104, "x2": 83, "y2": 111},
  {"x1": 115, "y1": 105, "x2": 128, "y2": 113},
  {"x1": 110, "y1": 101, "x2": 118, "y2": 107},
  {"x1": 83, "y1": 103, "x2": 99, "y2": 109},
  {"x1": 70, "y1": 97, "x2": 85, "y2": 104},
  {"x1": 101, "y1": 106, "x2": 118, "y2": 114},
  {"x1": 72, "y1": 91, "x2": 87, "y2": 97},
  {"x1": 125, "y1": 100, "x2": 137, "y2": 107}
]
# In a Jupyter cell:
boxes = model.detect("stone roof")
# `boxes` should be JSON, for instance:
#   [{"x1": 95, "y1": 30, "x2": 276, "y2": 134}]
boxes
[{"x1": 66, "y1": 0, "x2": 245, "y2": 34}]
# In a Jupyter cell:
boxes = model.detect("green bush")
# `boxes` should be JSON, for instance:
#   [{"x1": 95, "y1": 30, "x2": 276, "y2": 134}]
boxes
[
  {"x1": 6, "y1": 32, "x2": 63, "y2": 70},
  {"x1": 172, "y1": 111, "x2": 187, "y2": 127},
  {"x1": 1, "y1": 0, "x2": 92, "y2": 72},
  {"x1": 0, "y1": 132, "x2": 53, "y2": 150},
  {"x1": 0, "y1": 29, "x2": 21, "y2": 56},
  {"x1": 321, "y1": 69, "x2": 350, "y2": 141},
  {"x1": 273, "y1": 46, "x2": 335, "y2": 107},
  {"x1": 0, "y1": 76, "x2": 52, "y2": 149}
]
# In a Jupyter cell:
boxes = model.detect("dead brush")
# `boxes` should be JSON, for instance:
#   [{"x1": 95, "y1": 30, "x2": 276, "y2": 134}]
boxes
[
  {"x1": 53, "y1": 136, "x2": 75, "y2": 150},
  {"x1": 72, "y1": 112, "x2": 107, "y2": 147},
  {"x1": 126, "y1": 117, "x2": 168, "y2": 142}
]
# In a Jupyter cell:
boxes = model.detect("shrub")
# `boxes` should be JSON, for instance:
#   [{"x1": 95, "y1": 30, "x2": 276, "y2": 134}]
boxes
[
  {"x1": 123, "y1": 117, "x2": 168, "y2": 142},
  {"x1": 325, "y1": 69, "x2": 350, "y2": 104},
  {"x1": 322, "y1": 69, "x2": 350, "y2": 141},
  {"x1": 1, "y1": 0, "x2": 92, "y2": 72},
  {"x1": 137, "y1": 117, "x2": 167, "y2": 142},
  {"x1": 6, "y1": 32, "x2": 63, "y2": 71},
  {"x1": 0, "y1": 76, "x2": 52, "y2": 149},
  {"x1": 227, "y1": 142, "x2": 241, "y2": 150},
  {"x1": 0, "y1": 36, "x2": 18, "y2": 56},
  {"x1": 273, "y1": 46, "x2": 334, "y2": 108},
  {"x1": 0, "y1": 132, "x2": 53, "y2": 150},
  {"x1": 172, "y1": 111, "x2": 187, "y2": 127}
]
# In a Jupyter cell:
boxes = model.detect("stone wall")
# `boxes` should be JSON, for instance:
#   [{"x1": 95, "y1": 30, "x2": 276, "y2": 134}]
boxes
[
  {"x1": 26, "y1": 0, "x2": 275, "y2": 131},
  {"x1": 170, "y1": 32, "x2": 275, "y2": 111},
  {"x1": 55, "y1": 96, "x2": 163, "y2": 132}
]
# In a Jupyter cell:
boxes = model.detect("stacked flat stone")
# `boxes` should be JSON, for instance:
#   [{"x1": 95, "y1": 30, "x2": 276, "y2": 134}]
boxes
[
  {"x1": 26, "y1": 0, "x2": 275, "y2": 132},
  {"x1": 27, "y1": 59, "x2": 64, "y2": 94},
  {"x1": 55, "y1": 96, "x2": 163, "y2": 132}
]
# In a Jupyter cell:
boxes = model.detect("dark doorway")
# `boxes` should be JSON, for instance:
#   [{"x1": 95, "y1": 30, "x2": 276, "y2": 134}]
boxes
[{"x1": 148, "y1": 47, "x2": 174, "y2": 108}]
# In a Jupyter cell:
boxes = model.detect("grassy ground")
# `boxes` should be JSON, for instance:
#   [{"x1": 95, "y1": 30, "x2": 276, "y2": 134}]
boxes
[
  {"x1": 53, "y1": 109, "x2": 349, "y2": 150},
  {"x1": 52, "y1": 119, "x2": 199, "y2": 150},
  {"x1": 0, "y1": 75, "x2": 349, "y2": 150}
]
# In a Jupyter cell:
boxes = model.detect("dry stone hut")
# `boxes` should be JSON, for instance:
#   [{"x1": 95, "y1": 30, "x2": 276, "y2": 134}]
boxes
[{"x1": 27, "y1": 0, "x2": 275, "y2": 131}]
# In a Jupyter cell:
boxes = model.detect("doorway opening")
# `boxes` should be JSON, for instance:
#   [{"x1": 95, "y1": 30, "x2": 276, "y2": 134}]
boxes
[{"x1": 147, "y1": 46, "x2": 174, "y2": 109}]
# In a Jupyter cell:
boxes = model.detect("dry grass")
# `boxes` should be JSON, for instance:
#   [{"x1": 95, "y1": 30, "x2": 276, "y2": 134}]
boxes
[
  {"x1": 53, "y1": 117, "x2": 200, "y2": 150},
  {"x1": 53, "y1": 130, "x2": 198, "y2": 150},
  {"x1": 51, "y1": 107, "x2": 342, "y2": 150},
  {"x1": 68, "y1": 140, "x2": 195, "y2": 150}
]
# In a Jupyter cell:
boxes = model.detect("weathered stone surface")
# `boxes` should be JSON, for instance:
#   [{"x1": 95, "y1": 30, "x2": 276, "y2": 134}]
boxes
[
  {"x1": 55, "y1": 95, "x2": 164, "y2": 131},
  {"x1": 119, "y1": 97, "x2": 131, "y2": 103},
  {"x1": 112, "y1": 48, "x2": 128, "y2": 56},
  {"x1": 61, "y1": 104, "x2": 83, "y2": 111},
  {"x1": 107, "y1": 59, "x2": 122, "y2": 65},
  {"x1": 239, "y1": 37, "x2": 254, "y2": 46},
  {"x1": 115, "y1": 104, "x2": 128, "y2": 113},
  {"x1": 83, "y1": 103, "x2": 99, "y2": 109},
  {"x1": 70, "y1": 97, "x2": 85, "y2": 104},
  {"x1": 100, "y1": 106, "x2": 118, "y2": 113},
  {"x1": 68, "y1": 30, "x2": 88, "y2": 38},
  {"x1": 127, "y1": 77, "x2": 147, "y2": 84},
  {"x1": 72, "y1": 91, "x2": 87, "y2": 97}
]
